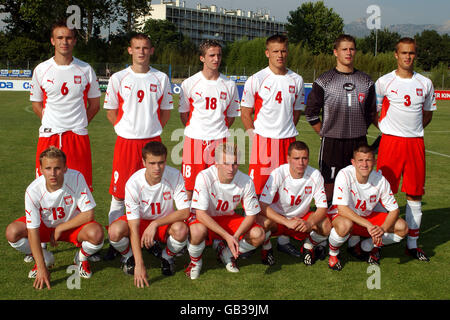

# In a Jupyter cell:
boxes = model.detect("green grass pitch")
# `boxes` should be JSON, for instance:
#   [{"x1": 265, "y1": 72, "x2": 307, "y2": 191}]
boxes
[{"x1": 0, "y1": 91, "x2": 449, "y2": 300}]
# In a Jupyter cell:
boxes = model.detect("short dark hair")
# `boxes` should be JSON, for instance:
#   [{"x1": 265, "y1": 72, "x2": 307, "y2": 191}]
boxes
[
  {"x1": 142, "y1": 141, "x2": 167, "y2": 160},
  {"x1": 352, "y1": 142, "x2": 374, "y2": 158},
  {"x1": 130, "y1": 33, "x2": 152, "y2": 47},
  {"x1": 334, "y1": 34, "x2": 356, "y2": 50},
  {"x1": 199, "y1": 39, "x2": 222, "y2": 56},
  {"x1": 266, "y1": 34, "x2": 288, "y2": 48},
  {"x1": 51, "y1": 20, "x2": 76, "y2": 38},
  {"x1": 288, "y1": 141, "x2": 309, "y2": 157},
  {"x1": 39, "y1": 146, "x2": 67, "y2": 165},
  {"x1": 395, "y1": 37, "x2": 416, "y2": 52}
]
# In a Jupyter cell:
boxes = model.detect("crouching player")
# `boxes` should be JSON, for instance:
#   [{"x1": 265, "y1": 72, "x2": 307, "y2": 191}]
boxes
[
  {"x1": 327, "y1": 143, "x2": 408, "y2": 271},
  {"x1": 107, "y1": 141, "x2": 190, "y2": 288},
  {"x1": 5, "y1": 147, "x2": 104, "y2": 289},
  {"x1": 185, "y1": 143, "x2": 265, "y2": 279},
  {"x1": 259, "y1": 141, "x2": 331, "y2": 266}
]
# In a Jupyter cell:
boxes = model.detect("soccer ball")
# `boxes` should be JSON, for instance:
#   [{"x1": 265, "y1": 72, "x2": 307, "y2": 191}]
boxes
[{"x1": 43, "y1": 249, "x2": 55, "y2": 268}]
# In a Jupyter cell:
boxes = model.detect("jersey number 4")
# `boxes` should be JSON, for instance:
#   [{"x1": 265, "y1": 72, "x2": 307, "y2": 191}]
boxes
[{"x1": 275, "y1": 91, "x2": 282, "y2": 104}]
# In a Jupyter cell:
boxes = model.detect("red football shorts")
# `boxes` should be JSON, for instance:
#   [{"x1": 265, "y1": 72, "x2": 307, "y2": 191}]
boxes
[
  {"x1": 187, "y1": 212, "x2": 262, "y2": 246},
  {"x1": 16, "y1": 216, "x2": 100, "y2": 247},
  {"x1": 109, "y1": 136, "x2": 161, "y2": 199},
  {"x1": 249, "y1": 134, "x2": 296, "y2": 195},
  {"x1": 182, "y1": 136, "x2": 226, "y2": 191},
  {"x1": 349, "y1": 211, "x2": 389, "y2": 237},
  {"x1": 36, "y1": 131, "x2": 93, "y2": 191},
  {"x1": 115, "y1": 215, "x2": 186, "y2": 243},
  {"x1": 272, "y1": 211, "x2": 314, "y2": 241},
  {"x1": 377, "y1": 134, "x2": 425, "y2": 196}
]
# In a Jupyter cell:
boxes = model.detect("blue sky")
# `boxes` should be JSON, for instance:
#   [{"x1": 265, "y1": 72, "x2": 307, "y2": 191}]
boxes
[{"x1": 182, "y1": 0, "x2": 450, "y2": 26}]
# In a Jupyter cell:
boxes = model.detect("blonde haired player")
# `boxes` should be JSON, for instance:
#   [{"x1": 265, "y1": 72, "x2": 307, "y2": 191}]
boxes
[
  {"x1": 179, "y1": 39, "x2": 240, "y2": 200},
  {"x1": 375, "y1": 37, "x2": 436, "y2": 262},
  {"x1": 327, "y1": 144, "x2": 408, "y2": 271},
  {"x1": 107, "y1": 141, "x2": 190, "y2": 288},
  {"x1": 5, "y1": 147, "x2": 104, "y2": 289},
  {"x1": 30, "y1": 20, "x2": 101, "y2": 191},
  {"x1": 103, "y1": 33, "x2": 173, "y2": 260},
  {"x1": 185, "y1": 143, "x2": 265, "y2": 279}
]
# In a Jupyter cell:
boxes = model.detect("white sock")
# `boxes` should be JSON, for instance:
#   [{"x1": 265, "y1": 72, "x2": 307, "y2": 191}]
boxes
[
  {"x1": 277, "y1": 235, "x2": 290, "y2": 246},
  {"x1": 110, "y1": 237, "x2": 132, "y2": 259},
  {"x1": 382, "y1": 233, "x2": 404, "y2": 246},
  {"x1": 348, "y1": 235, "x2": 361, "y2": 248},
  {"x1": 163, "y1": 236, "x2": 187, "y2": 260},
  {"x1": 361, "y1": 238, "x2": 374, "y2": 252},
  {"x1": 108, "y1": 197, "x2": 125, "y2": 225},
  {"x1": 406, "y1": 200, "x2": 422, "y2": 249},
  {"x1": 187, "y1": 241, "x2": 205, "y2": 262},
  {"x1": 262, "y1": 231, "x2": 272, "y2": 250},
  {"x1": 328, "y1": 228, "x2": 349, "y2": 256},
  {"x1": 79, "y1": 240, "x2": 104, "y2": 262},
  {"x1": 304, "y1": 231, "x2": 327, "y2": 250},
  {"x1": 238, "y1": 238, "x2": 257, "y2": 255},
  {"x1": 9, "y1": 238, "x2": 31, "y2": 255}
]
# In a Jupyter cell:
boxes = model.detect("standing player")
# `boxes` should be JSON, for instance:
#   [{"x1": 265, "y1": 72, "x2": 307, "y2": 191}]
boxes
[
  {"x1": 107, "y1": 142, "x2": 190, "y2": 288},
  {"x1": 375, "y1": 37, "x2": 437, "y2": 261},
  {"x1": 259, "y1": 141, "x2": 330, "y2": 266},
  {"x1": 240, "y1": 34, "x2": 304, "y2": 257},
  {"x1": 184, "y1": 143, "x2": 265, "y2": 279},
  {"x1": 327, "y1": 144, "x2": 408, "y2": 271},
  {"x1": 5, "y1": 147, "x2": 104, "y2": 289},
  {"x1": 241, "y1": 34, "x2": 305, "y2": 196},
  {"x1": 305, "y1": 34, "x2": 377, "y2": 205},
  {"x1": 179, "y1": 39, "x2": 240, "y2": 200},
  {"x1": 103, "y1": 33, "x2": 173, "y2": 259},
  {"x1": 30, "y1": 21, "x2": 101, "y2": 191}
]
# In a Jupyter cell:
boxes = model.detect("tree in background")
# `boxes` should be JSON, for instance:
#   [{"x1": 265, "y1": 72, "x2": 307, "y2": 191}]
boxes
[
  {"x1": 415, "y1": 30, "x2": 450, "y2": 71},
  {"x1": 286, "y1": 1, "x2": 344, "y2": 55},
  {"x1": 357, "y1": 28, "x2": 401, "y2": 55}
]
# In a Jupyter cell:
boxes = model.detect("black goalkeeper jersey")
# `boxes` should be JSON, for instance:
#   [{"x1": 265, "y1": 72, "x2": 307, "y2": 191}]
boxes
[{"x1": 305, "y1": 68, "x2": 377, "y2": 139}]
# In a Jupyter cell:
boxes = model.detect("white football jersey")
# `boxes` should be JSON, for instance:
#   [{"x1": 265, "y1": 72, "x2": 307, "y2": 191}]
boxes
[
  {"x1": 125, "y1": 166, "x2": 190, "y2": 221},
  {"x1": 240, "y1": 67, "x2": 304, "y2": 138},
  {"x1": 375, "y1": 71, "x2": 437, "y2": 137},
  {"x1": 30, "y1": 57, "x2": 101, "y2": 137},
  {"x1": 191, "y1": 166, "x2": 260, "y2": 217},
  {"x1": 259, "y1": 164, "x2": 328, "y2": 219},
  {"x1": 25, "y1": 169, "x2": 96, "y2": 229},
  {"x1": 179, "y1": 72, "x2": 240, "y2": 140},
  {"x1": 103, "y1": 66, "x2": 173, "y2": 139},
  {"x1": 333, "y1": 165, "x2": 398, "y2": 217}
]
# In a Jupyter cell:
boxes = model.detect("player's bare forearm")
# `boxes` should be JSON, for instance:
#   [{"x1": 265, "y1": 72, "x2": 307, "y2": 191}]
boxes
[
  {"x1": 29, "y1": 228, "x2": 51, "y2": 289},
  {"x1": 307, "y1": 207, "x2": 328, "y2": 227},
  {"x1": 293, "y1": 110, "x2": 301, "y2": 126},
  {"x1": 180, "y1": 112, "x2": 189, "y2": 126},
  {"x1": 152, "y1": 208, "x2": 190, "y2": 228},
  {"x1": 423, "y1": 111, "x2": 433, "y2": 128},
  {"x1": 233, "y1": 215, "x2": 256, "y2": 240},
  {"x1": 226, "y1": 116, "x2": 235, "y2": 128},
  {"x1": 261, "y1": 202, "x2": 291, "y2": 228},
  {"x1": 86, "y1": 97, "x2": 100, "y2": 123},
  {"x1": 381, "y1": 208, "x2": 400, "y2": 233},
  {"x1": 106, "y1": 109, "x2": 118, "y2": 125},
  {"x1": 240, "y1": 107, "x2": 255, "y2": 131},
  {"x1": 311, "y1": 122, "x2": 322, "y2": 136},
  {"x1": 54, "y1": 210, "x2": 94, "y2": 239},
  {"x1": 128, "y1": 219, "x2": 145, "y2": 267},
  {"x1": 160, "y1": 109, "x2": 171, "y2": 128},
  {"x1": 32, "y1": 101, "x2": 44, "y2": 119},
  {"x1": 337, "y1": 205, "x2": 372, "y2": 229},
  {"x1": 196, "y1": 210, "x2": 231, "y2": 240}
]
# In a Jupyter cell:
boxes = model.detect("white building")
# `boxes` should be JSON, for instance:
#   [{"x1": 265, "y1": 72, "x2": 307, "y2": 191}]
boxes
[{"x1": 138, "y1": 0, "x2": 286, "y2": 45}]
